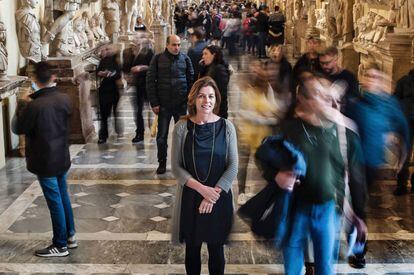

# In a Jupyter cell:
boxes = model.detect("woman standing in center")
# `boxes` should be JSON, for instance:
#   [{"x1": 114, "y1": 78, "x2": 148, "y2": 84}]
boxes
[{"x1": 171, "y1": 77, "x2": 238, "y2": 275}]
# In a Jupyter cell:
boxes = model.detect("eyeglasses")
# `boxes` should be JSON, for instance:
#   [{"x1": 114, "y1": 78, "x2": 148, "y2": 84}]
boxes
[{"x1": 319, "y1": 58, "x2": 337, "y2": 65}]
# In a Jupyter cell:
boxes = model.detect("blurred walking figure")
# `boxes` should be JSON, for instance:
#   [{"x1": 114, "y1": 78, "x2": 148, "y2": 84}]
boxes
[
  {"x1": 96, "y1": 44, "x2": 123, "y2": 144},
  {"x1": 187, "y1": 27, "x2": 208, "y2": 79},
  {"x1": 276, "y1": 73, "x2": 367, "y2": 275},
  {"x1": 124, "y1": 38, "x2": 154, "y2": 143},
  {"x1": 347, "y1": 62, "x2": 409, "y2": 267},
  {"x1": 394, "y1": 68, "x2": 414, "y2": 195},
  {"x1": 199, "y1": 45, "x2": 230, "y2": 118},
  {"x1": 12, "y1": 62, "x2": 76, "y2": 257},
  {"x1": 293, "y1": 35, "x2": 322, "y2": 87},
  {"x1": 171, "y1": 77, "x2": 238, "y2": 275},
  {"x1": 237, "y1": 61, "x2": 288, "y2": 205},
  {"x1": 146, "y1": 35, "x2": 194, "y2": 174}
]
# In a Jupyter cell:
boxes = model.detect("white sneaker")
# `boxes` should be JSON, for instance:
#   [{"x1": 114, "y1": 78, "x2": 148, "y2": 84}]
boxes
[
  {"x1": 238, "y1": 193, "x2": 247, "y2": 205},
  {"x1": 67, "y1": 235, "x2": 78, "y2": 249}
]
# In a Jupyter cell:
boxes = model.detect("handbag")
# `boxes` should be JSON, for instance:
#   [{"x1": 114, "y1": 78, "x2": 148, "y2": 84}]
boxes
[{"x1": 238, "y1": 182, "x2": 293, "y2": 247}]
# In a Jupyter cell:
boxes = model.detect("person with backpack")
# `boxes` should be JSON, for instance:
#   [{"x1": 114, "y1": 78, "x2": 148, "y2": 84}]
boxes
[
  {"x1": 242, "y1": 12, "x2": 254, "y2": 53},
  {"x1": 146, "y1": 35, "x2": 194, "y2": 174}
]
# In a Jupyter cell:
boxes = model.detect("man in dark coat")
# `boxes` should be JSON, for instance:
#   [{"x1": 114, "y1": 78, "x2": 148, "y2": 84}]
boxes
[
  {"x1": 146, "y1": 35, "x2": 194, "y2": 174},
  {"x1": 12, "y1": 61, "x2": 76, "y2": 257},
  {"x1": 394, "y1": 68, "x2": 414, "y2": 195}
]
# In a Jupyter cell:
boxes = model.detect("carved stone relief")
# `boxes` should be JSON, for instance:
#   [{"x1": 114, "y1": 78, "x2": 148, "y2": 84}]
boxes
[{"x1": 0, "y1": 21, "x2": 7, "y2": 80}]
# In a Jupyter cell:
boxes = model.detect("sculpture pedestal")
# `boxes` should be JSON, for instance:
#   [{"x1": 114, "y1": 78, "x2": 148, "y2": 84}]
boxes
[
  {"x1": 354, "y1": 33, "x2": 414, "y2": 89},
  {"x1": 339, "y1": 42, "x2": 359, "y2": 76},
  {"x1": 0, "y1": 76, "x2": 27, "y2": 168},
  {"x1": 45, "y1": 52, "x2": 97, "y2": 143},
  {"x1": 151, "y1": 22, "x2": 168, "y2": 53}
]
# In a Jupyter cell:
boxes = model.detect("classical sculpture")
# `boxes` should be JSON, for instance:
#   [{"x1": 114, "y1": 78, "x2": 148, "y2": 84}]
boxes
[
  {"x1": 103, "y1": 0, "x2": 120, "y2": 39},
  {"x1": 16, "y1": 0, "x2": 42, "y2": 63},
  {"x1": 90, "y1": 13, "x2": 109, "y2": 43},
  {"x1": 81, "y1": 12, "x2": 95, "y2": 47},
  {"x1": 121, "y1": 0, "x2": 139, "y2": 34},
  {"x1": 353, "y1": 0, "x2": 363, "y2": 33},
  {"x1": 0, "y1": 21, "x2": 7, "y2": 80},
  {"x1": 42, "y1": 0, "x2": 98, "y2": 44},
  {"x1": 73, "y1": 18, "x2": 90, "y2": 53},
  {"x1": 144, "y1": 0, "x2": 154, "y2": 29},
  {"x1": 396, "y1": 0, "x2": 414, "y2": 29},
  {"x1": 316, "y1": 9, "x2": 327, "y2": 30},
  {"x1": 153, "y1": 0, "x2": 165, "y2": 24},
  {"x1": 294, "y1": 0, "x2": 303, "y2": 20},
  {"x1": 55, "y1": 23, "x2": 76, "y2": 56}
]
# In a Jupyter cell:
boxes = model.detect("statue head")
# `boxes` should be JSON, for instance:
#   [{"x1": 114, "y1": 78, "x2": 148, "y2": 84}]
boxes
[{"x1": 73, "y1": 18, "x2": 84, "y2": 33}]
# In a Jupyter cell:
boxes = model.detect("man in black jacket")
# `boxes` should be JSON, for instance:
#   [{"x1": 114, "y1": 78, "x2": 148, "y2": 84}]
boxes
[
  {"x1": 12, "y1": 61, "x2": 76, "y2": 257},
  {"x1": 146, "y1": 35, "x2": 194, "y2": 174},
  {"x1": 394, "y1": 68, "x2": 414, "y2": 195}
]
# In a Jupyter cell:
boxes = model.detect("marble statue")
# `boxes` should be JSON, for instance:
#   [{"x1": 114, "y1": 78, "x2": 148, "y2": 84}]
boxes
[
  {"x1": 90, "y1": 13, "x2": 109, "y2": 43},
  {"x1": 73, "y1": 17, "x2": 90, "y2": 53},
  {"x1": 55, "y1": 22, "x2": 76, "y2": 56},
  {"x1": 144, "y1": 0, "x2": 153, "y2": 29},
  {"x1": 81, "y1": 12, "x2": 95, "y2": 47},
  {"x1": 353, "y1": 0, "x2": 364, "y2": 30},
  {"x1": 396, "y1": 0, "x2": 414, "y2": 29},
  {"x1": 121, "y1": 0, "x2": 138, "y2": 34},
  {"x1": 0, "y1": 21, "x2": 7, "y2": 80},
  {"x1": 307, "y1": 5, "x2": 317, "y2": 27},
  {"x1": 16, "y1": 0, "x2": 42, "y2": 63},
  {"x1": 294, "y1": 0, "x2": 303, "y2": 20},
  {"x1": 103, "y1": 0, "x2": 120, "y2": 39},
  {"x1": 42, "y1": 0, "x2": 98, "y2": 44},
  {"x1": 316, "y1": 9, "x2": 327, "y2": 30},
  {"x1": 153, "y1": 0, "x2": 165, "y2": 24}
]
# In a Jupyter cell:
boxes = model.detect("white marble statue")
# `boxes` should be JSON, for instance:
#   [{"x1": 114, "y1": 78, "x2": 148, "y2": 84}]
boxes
[
  {"x1": 121, "y1": 0, "x2": 139, "y2": 34},
  {"x1": 55, "y1": 22, "x2": 76, "y2": 56},
  {"x1": 144, "y1": 0, "x2": 154, "y2": 29},
  {"x1": 90, "y1": 13, "x2": 109, "y2": 43},
  {"x1": 103, "y1": 0, "x2": 120, "y2": 39},
  {"x1": 42, "y1": 0, "x2": 98, "y2": 44},
  {"x1": 153, "y1": 0, "x2": 165, "y2": 24},
  {"x1": 396, "y1": 0, "x2": 414, "y2": 29},
  {"x1": 16, "y1": 0, "x2": 42, "y2": 63},
  {"x1": 73, "y1": 17, "x2": 90, "y2": 53},
  {"x1": 81, "y1": 12, "x2": 95, "y2": 48},
  {"x1": 0, "y1": 21, "x2": 7, "y2": 80}
]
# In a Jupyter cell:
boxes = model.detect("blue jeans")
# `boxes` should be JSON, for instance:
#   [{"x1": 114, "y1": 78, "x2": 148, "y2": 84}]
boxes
[
  {"x1": 38, "y1": 172, "x2": 75, "y2": 248},
  {"x1": 283, "y1": 200, "x2": 339, "y2": 275}
]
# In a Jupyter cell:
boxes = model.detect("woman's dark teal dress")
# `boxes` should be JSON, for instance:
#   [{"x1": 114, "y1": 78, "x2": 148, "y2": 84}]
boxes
[{"x1": 179, "y1": 118, "x2": 234, "y2": 245}]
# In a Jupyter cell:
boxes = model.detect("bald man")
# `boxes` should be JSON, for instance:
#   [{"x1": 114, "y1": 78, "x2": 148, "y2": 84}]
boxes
[{"x1": 146, "y1": 35, "x2": 194, "y2": 174}]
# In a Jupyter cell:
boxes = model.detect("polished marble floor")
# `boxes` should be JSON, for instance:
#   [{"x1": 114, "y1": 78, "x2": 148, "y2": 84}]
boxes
[{"x1": 1, "y1": 46, "x2": 414, "y2": 274}]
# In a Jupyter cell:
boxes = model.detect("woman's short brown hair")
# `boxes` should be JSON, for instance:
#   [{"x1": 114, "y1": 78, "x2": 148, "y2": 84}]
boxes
[{"x1": 187, "y1": 76, "x2": 222, "y2": 117}]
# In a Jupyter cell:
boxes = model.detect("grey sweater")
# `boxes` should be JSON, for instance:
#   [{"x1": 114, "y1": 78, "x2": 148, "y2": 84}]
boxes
[{"x1": 170, "y1": 118, "x2": 239, "y2": 245}]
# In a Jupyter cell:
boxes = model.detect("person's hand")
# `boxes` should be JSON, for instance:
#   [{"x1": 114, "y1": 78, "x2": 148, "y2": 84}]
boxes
[
  {"x1": 198, "y1": 185, "x2": 220, "y2": 203},
  {"x1": 152, "y1": 106, "x2": 160, "y2": 114},
  {"x1": 214, "y1": 186, "x2": 222, "y2": 194},
  {"x1": 199, "y1": 199, "x2": 214, "y2": 214},
  {"x1": 131, "y1": 66, "x2": 141, "y2": 73},
  {"x1": 275, "y1": 170, "x2": 297, "y2": 192}
]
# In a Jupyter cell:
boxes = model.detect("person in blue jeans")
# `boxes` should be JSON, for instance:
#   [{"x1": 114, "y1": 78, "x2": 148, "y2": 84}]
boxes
[
  {"x1": 12, "y1": 61, "x2": 76, "y2": 257},
  {"x1": 274, "y1": 73, "x2": 368, "y2": 275}
]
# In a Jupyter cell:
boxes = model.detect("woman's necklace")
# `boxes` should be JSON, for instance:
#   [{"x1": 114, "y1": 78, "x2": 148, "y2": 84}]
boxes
[{"x1": 192, "y1": 122, "x2": 216, "y2": 183}]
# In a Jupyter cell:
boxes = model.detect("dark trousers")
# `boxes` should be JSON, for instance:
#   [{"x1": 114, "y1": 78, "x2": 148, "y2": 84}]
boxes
[
  {"x1": 99, "y1": 91, "x2": 121, "y2": 140},
  {"x1": 134, "y1": 88, "x2": 146, "y2": 137},
  {"x1": 157, "y1": 105, "x2": 187, "y2": 162},
  {"x1": 397, "y1": 121, "x2": 414, "y2": 188},
  {"x1": 185, "y1": 243, "x2": 225, "y2": 275},
  {"x1": 257, "y1": 32, "x2": 267, "y2": 57}
]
